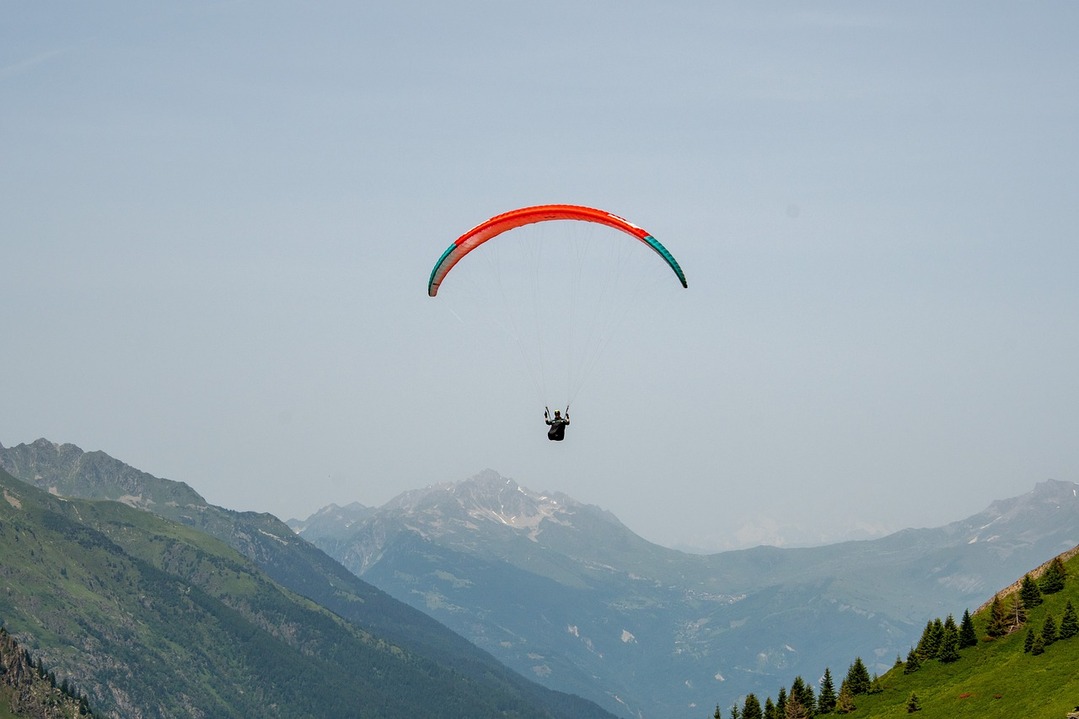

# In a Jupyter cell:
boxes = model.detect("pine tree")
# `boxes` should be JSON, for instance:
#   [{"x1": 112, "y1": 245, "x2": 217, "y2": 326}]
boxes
[
  {"x1": 784, "y1": 694, "x2": 809, "y2": 719},
  {"x1": 730, "y1": 704, "x2": 741, "y2": 719},
  {"x1": 986, "y1": 594, "x2": 1009, "y2": 638},
  {"x1": 817, "y1": 668, "x2": 836, "y2": 714},
  {"x1": 715, "y1": 704, "x2": 723, "y2": 719},
  {"x1": 1042, "y1": 613, "x2": 1058, "y2": 645},
  {"x1": 844, "y1": 657, "x2": 871, "y2": 695},
  {"x1": 1040, "y1": 556, "x2": 1067, "y2": 594},
  {"x1": 916, "y1": 618, "x2": 944, "y2": 659},
  {"x1": 763, "y1": 697, "x2": 776, "y2": 719},
  {"x1": 930, "y1": 617, "x2": 944, "y2": 655},
  {"x1": 903, "y1": 647, "x2": 921, "y2": 674},
  {"x1": 1019, "y1": 573, "x2": 1043, "y2": 608},
  {"x1": 776, "y1": 687, "x2": 787, "y2": 719},
  {"x1": 958, "y1": 609, "x2": 978, "y2": 648},
  {"x1": 835, "y1": 682, "x2": 856, "y2": 714},
  {"x1": 1009, "y1": 593, "x2": 1027, "y2": 629},
  {"x1": 914, "y1": 620, "x2": 934, "y2": 658},
  {"x1": 939, "y1": 615, "x2": 960, "y2": 662},
  {"x1": 906, "y1": 692, "x2": 921, "y2": 713},
  {"x1": 743, "y1": 693, "x2": 763, "y2": 719},
  {"x1": 1031, "y1": 634, "x2": 1045, "y2": 655},
  {"x1": 1059, "y1": 600, "x2": 1079, "y2": 640},
  {"x1": 789, "y1": 676, "x2": 814, "y2": 718}
]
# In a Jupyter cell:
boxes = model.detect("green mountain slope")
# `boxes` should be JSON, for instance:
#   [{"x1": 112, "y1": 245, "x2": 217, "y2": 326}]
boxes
[
  {"x1": 778, "y1": 548, "x2": 1079, "y2": 719},
  {"x1": 0, "y1": 468, "x2": 604, "y2": 718}
]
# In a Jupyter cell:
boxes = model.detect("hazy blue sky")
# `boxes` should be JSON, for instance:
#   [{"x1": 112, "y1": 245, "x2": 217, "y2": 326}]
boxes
[{"x1": 3, "y1": 2, "x2": 1077, "y2": 550}]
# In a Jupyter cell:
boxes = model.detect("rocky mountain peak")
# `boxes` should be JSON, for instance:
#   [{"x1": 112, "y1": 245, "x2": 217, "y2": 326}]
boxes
[
  {"x1": 979, "y1": 478, "x2": 1078, "y2": 519},
  {"x1": 372, "y1": 470, "x2": 577, "y2": 542},
  {"x1": 450, "y1": 470, "x2": 573, "y2": 534},
  {"x1": 0, "y1": 438, "x2": 206, "y2": 509},
  {"x1": 289, "y1": 501, "x2": 375, "y2": 540},
  {"x1": 948, "y1": 478, "x2": 1079, "y2": 552},
  {"x1": 1030, "y1": 478, "x2": 1079, "y2": 501}
]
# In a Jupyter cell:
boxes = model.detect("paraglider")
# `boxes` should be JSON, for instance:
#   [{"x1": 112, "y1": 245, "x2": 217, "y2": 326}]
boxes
[
  {"x1": 544, "y1": 406, "x2": 570, "y2": 441},
  {"x1": 428, "y1": 204, "x2": 687, "y2": 438},
  {"x1": 428, "y1": 204, "x2": 687, "y2": 297}
]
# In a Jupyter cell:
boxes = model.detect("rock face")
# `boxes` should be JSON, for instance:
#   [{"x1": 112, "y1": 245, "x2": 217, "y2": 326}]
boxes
[
  {"x1": 294, "y1": 472, "x2": 1079, "y2": 719},
  {"x1": 0, "y1": 628, "x2": 94, "y2": 719}
]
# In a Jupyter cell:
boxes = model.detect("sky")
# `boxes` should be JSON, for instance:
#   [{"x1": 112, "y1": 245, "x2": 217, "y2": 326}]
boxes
[{"x1": 3, "y1": 2, "x2": 1077, "y2": 551}]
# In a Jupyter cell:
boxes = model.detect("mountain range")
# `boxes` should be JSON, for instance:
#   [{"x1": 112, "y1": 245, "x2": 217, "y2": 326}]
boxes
[
  {"x1": 289, "y1": 469, "x2": 1079, "y2": 718},
  {"x1": 0, "y1": 440, "x2": 614, "y2": 719},
  {"x1": 3, "y1": 438, "x2": 1077, "y2": 718}
]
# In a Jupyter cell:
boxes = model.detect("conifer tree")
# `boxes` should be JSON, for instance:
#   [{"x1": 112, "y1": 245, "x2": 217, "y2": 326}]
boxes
[
  {"x1": 1024, "y1": 628, "x2": 1034, "y2": 652},
  {"x1": 903, "y1": 647, "x2": 921, "y2": 674},
  {"x1": 1019, "y1": 573, "x2": 1043, "y2": 608},
  {"x1": 743, "y1": 693, "x2": 763, "y2": 719},
  {"x1": 1009, "y1": 593, "x2": 1027, "y2": 631},
  {"x1": 730, "y1": 704, "x2": 740, "y2": 719},
  {"x1": 776, "y1": 687, "x2": 787, "y2": 719},
  {"x1": 1059, "y1": 600, "x2": 1079, "y2": 640},
  {"x1": 914, "y1": 620, "x2": 936, "y2": 659},
  {"x1": 958, "y1": 609, "x2": 977, "y2": 648},
  {"x1": 763, "y1": 697, "x2": 776, "y2": 719},
  {"x1": 817, "y1": 667, "x2": 836, "y2": 714},
  {"x1": 784, "y1": 694, "x2": 809, "y2": 719},
  {"x1": 835, "y1": 682, "x2": 856, "y2": 714},
  {"x1": 918, "y1": 618, "x2": 944, "y2": 659},
  {"x1": 986, "y1": 594, "x2": 1009, "y2": 638},
  {"x1": 1042, "y1": 613, "x2": 1058, "y2": 646},
  {"x1": 914, "y1": 620, "x2": 932, "y2": 658},
  {"x1": 789, "y1": 676, "x2": 814, "y2": 718},
  {"x1": 714, "y1": 704, "x2": 722, "y2": 719},
  {"x1": 906, "y1": 692, "x2": 921, "y2": 713},
  {"x1": 929, "y1": 617, "x2": 944, "y2": 655},
  {"x1": 1040, "y1": 556, "x2": 1067, "y2": 594},
  {"x1": 844, "y1": 657, "x2": 871, "y2": 695},
  {"x1": 939, "y1": 617, "x2": 960, "y2": 663},
  {"x1": 1031, "y1": 633, "x2": 1045, "y2": 655}
]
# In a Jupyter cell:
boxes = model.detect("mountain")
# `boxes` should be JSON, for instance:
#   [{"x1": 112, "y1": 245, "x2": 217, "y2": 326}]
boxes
[
  {"x1": 0, "y1": 441, "x2": 615, "y2": 719},
  {"x1": 2, "y1": 466, "x2": 529, "y2": 718},
  {"x1": 290, "y1": 469, "x2": 1079, "y2": 719}
]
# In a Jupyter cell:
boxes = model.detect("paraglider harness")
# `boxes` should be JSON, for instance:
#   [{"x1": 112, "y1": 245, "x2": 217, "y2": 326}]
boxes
[{"x1": 544, "y1": 406, "x2": 570, "y2": 441}]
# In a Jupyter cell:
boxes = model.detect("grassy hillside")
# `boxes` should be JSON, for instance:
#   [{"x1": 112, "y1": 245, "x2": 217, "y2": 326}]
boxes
[
  {"x1": 800, "y1": 548, "x2": 1079, "y2": 719},
  {"x1": 0, "y1": 468, "x2": 598, "y2": 718}
]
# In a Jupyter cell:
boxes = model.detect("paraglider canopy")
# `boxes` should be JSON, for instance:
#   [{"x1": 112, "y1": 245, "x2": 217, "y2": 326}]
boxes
[
  {"x1": 427, "y1": 203, "x2": 687, "y2": 415},
  {"x1": 427, "y1": 204, "x2": 687, "y2": 297}
]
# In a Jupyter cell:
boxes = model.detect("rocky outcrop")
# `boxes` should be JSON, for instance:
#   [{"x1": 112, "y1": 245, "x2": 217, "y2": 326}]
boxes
[{"x1": 0, "y1": 627, "x2": 96, "y2": 718}]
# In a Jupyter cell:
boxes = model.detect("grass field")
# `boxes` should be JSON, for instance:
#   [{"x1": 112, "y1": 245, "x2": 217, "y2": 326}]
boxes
[{"x1": 847, "y1": 550, "x2": 1079, "y2": 718}]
